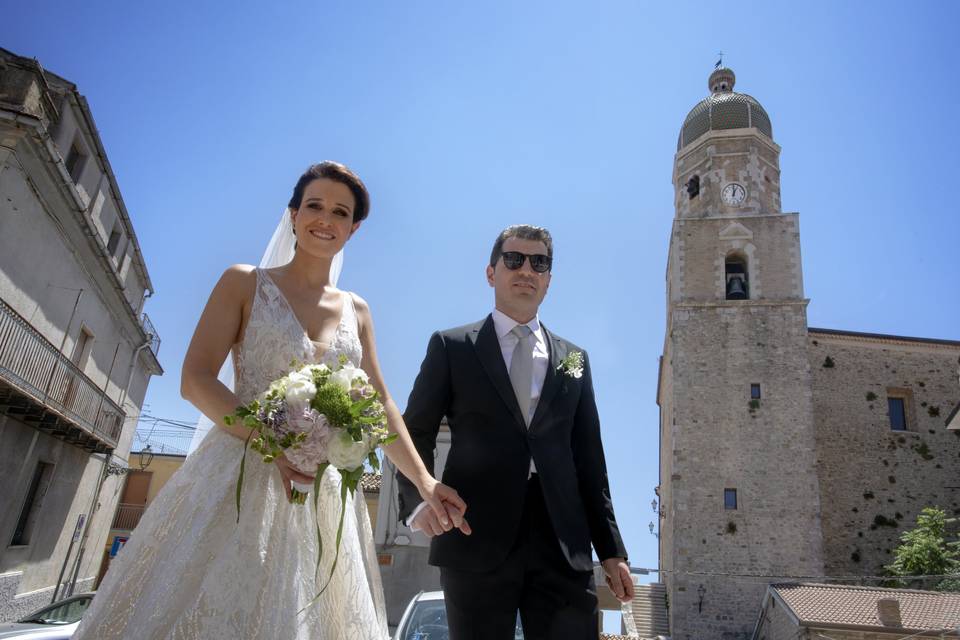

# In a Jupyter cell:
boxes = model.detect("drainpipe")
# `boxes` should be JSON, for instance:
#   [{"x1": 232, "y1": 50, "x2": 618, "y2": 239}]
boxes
[
  {"x1": 57, "y1": 289, "x2": 84, "y2": 354},
  {"x1": 64, "y1": 453, "x2": 113, "y2": 598},
  {"x1": 120, "y1": 340, "x2": 151, "y2": 407}
]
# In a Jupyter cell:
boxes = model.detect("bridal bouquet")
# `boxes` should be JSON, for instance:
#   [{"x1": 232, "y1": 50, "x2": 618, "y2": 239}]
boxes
[{"x1": 224, "y1": 356, "x2": 396, "y2": 606}]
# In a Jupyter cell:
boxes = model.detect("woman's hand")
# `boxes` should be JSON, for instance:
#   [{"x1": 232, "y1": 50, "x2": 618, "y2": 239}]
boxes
[
  {"x1": 274, "y1": 453, "x2": 316, "y2": 503},
  {"x1": 417, "y1": 476, "x2": 471, "y2": 536}
]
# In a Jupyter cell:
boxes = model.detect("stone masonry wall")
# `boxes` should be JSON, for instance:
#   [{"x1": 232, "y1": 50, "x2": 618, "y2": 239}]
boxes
[
  {"x1": 809, "y1": 332, "x2": 960, "y2": 582},
  {"x1": 671, "y1": 214, "x2": 803, "y2": 305},
  {"x1": 674, "y1": 132, "x2": 782, "y2": 219},
  {"x1": 665, "y1": 303, "x2": 824, "y2": 639}
]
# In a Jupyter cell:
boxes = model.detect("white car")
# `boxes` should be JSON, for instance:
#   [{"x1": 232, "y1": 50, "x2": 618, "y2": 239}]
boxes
[
  {"x1": 0, "y1": 593, "x2": 94, "y2": 639},
  {"x1": 393, "y1": 591, "x2": 523, "y2": 640}
]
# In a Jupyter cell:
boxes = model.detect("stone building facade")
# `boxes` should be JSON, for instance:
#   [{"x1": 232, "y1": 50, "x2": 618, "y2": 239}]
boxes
[
  {"x1": 808, "y1": 329, "x2": 960, "y2": 581},
  {"x1": 657, "y1": 67, "x2": 960, "y2": 639},
  {"x1": 0, "y1": 48, "x2": 162, "y2": 620}
]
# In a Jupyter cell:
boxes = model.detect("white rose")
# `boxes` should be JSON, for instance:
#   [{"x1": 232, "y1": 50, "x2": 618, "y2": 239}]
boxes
[
  {"x1": 327, "y1": 430, "x2": 370, "y2": 470},
  {"x1": 284, "y1": 372, "x2": 316, "y2": 406},
  {"x1": 328, "y1": 365, "x2": 368, "y2": 392},
  {"x1": 299, "y1": 363, "x2": 330, "y2": 378}
]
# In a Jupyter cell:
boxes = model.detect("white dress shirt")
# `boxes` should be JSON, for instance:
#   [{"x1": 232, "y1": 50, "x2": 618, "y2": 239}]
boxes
[{"x1": 406, "y1": 309, "x2": 549, "y2": 530}]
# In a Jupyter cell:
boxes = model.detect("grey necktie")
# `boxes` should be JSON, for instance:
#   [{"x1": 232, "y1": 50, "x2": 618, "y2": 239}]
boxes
[{"x1": 509, "y1": 325, "x2": 534, "y2": 426}]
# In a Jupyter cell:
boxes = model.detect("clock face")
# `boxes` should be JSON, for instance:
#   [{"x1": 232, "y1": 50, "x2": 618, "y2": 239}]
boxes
[{"x1": 721, "y1": 183, "x2": 746, "y2": 206}]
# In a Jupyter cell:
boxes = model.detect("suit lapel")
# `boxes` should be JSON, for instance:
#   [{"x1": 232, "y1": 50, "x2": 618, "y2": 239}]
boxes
[
  {"x1": 529, "y1": 324, "x2": 566, "y2": 433},
  {"x1": 468, "y1": 315, "x2": 527, "y2": 430}
]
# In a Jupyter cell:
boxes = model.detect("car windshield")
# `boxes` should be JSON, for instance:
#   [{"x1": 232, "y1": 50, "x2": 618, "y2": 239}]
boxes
[
  {"x1": 399, "y1": 600, "x2": 523, "y2": 640},
  {"x1": 19, "y1": 596, "x2": 92, "y2": 625}
]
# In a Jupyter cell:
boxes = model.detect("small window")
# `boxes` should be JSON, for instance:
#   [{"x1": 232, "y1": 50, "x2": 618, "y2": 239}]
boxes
[
  {"x1": 886, "y1": 388, "x2": 913, "y2": 431},
  {"x1": 724, "y1": 488, "x2": 738, "y2": 510},
  {"x1": 11, "y1": 461, "x2": 54, "y2": 546},
  {"x1": 888, "y1": 397, "x2": 907, "y2": 431},
  {"x1": 725, "y1": 254, "x2": 749, "y2": 300},
  {"x1": 750, "y1": 384, "x2": 761, "y2": 399},
  {"x1": 64, "y1": 137, "x2": 86, "y2": 183},
  {"x1": 107, "y1": 221, "x2": 126, "y2": 260},
  {"x1": 686, "y1": 175, "x2": 700, "y2": 199}
]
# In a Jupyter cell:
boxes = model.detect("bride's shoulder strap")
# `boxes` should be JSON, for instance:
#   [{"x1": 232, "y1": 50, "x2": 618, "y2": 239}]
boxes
[{"x1": 343, "y1": 290, "x2": 362, "y2": 332}]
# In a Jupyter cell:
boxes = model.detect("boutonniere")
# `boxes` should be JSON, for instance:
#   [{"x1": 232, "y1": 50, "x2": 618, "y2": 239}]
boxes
[{"x1": 557, "y1": 351, "x2": 584, "y2": 379}]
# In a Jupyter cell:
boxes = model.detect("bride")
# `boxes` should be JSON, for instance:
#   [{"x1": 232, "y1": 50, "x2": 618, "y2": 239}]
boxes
[{"x1": 74, "y1": 161, "x2": 469, "y2": 639}]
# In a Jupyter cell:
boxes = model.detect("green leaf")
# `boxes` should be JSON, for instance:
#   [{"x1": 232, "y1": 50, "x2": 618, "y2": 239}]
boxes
[
  {"x1": 235, "y1": 429, "x2": 255, "y2": 524},
  {"x1": 313, "y1": 462, "x2": 329, "y2": 580},
  {"x1": 349, "y1": 395, "x2": 378, "y2": 417},
  {"x1": 298, "y1": 473, "x2": 349, "y2": 616}
]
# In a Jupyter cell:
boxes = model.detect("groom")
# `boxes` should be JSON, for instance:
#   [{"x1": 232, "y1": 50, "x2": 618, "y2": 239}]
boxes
[{"x1": 397, "y1": 225, "x2": 633, "y2": 639}]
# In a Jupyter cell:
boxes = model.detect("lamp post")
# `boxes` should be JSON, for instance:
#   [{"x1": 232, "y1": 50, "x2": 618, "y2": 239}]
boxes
[{"x1": 138, "y1": 445, "x2": 154, "y2": 471}]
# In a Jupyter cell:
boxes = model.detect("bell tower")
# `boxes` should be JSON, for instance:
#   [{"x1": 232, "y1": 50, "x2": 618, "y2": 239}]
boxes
[{"x1": 658, "y1": 67, "x2": 824, "y2": 639}]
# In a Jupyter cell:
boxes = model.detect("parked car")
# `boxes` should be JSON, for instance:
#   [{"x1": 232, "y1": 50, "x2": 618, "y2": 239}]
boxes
[
  {"x1": 394, "y1": 591, "x2": 523, "y2": 640},
  {"x1": 0, "y1": 592, "x2": 94, "y2": 639}
]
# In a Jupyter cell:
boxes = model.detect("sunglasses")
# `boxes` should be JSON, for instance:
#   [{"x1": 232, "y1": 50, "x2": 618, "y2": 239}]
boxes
[{"x1": 500, "y1": 251, "x2": 552, "y2": 273}]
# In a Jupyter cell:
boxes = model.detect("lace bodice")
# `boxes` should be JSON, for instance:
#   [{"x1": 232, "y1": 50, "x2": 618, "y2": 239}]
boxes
[{"x1": 235, "y1": 269, "x2": 363, "y2": 403}]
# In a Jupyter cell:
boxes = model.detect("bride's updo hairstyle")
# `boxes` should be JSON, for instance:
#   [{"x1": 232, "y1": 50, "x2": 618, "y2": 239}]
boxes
[{"x1": 288, "y1": 161, "x2": 370, "y2": 223}]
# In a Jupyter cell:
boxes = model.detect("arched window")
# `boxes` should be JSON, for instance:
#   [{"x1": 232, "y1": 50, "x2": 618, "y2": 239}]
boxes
[
  {"x1": 725, "y1": 253, "x2": 749, "y2": 300},
  {"x1": 686, "y1": 175, "x2": 700, "y2": 199}
]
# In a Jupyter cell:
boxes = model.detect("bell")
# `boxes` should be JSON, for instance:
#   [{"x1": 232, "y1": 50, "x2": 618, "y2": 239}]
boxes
[{"x1": 726, "y1": 275, "x2": 748, "y2": 300}]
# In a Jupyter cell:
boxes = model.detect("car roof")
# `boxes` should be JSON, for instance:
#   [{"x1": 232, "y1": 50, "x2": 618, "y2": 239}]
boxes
[{"x1": 414, "y1": 590, "x2": 445, "y2": 602}]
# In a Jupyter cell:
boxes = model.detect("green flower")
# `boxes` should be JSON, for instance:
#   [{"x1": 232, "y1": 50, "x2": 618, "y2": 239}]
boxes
[
  {"x1": 311, "y1": 384, "x2": 353, "y2": 428},
  {"x1": 557, "y1": 351, "x2": 584, "y2": 378}
]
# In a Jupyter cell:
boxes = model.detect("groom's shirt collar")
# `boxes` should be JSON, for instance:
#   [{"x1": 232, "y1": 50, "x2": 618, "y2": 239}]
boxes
[{"x1": 492, "y1": 308, "x2": 542, "y2": 339}]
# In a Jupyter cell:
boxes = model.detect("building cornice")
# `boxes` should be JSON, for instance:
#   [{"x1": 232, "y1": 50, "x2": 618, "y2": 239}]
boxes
[
  {"x1": 673, "y1": 299, "x2": 809, "y2": 310},
  {"x1": 68, "y1": 91, "x2": 153, "y2": 293},
  {"x1": 808, "y1": 327, "x2": 960, "y2": 350},
  {"x1": 675, "y1": 127, "x2": 782, "y2": 161},
  {"x1": 674, "y1": 211, "x2": 799, "y2": 223}
]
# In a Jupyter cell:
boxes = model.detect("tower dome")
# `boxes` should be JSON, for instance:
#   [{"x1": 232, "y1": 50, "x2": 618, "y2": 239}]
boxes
[{"x1": 677, "y1": 67, "x2": 773, "y2": 150}]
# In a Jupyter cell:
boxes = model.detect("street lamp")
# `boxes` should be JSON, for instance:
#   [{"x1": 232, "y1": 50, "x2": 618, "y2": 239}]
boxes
[{"x1": 138, "y1": 445, "x2": 154, "y2": 471}]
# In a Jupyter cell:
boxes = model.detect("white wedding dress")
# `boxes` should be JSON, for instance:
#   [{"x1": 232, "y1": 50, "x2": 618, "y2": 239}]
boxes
[{"x1": 74, "y1": 269, "x2": 389, "y2": 639}]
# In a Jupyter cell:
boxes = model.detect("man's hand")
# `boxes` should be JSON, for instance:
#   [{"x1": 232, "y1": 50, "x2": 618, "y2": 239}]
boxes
[
  {"x1": 415, "y1": 477, "x2": 472, "y2": 536},
  {"x1": 411, "y1": 499, "x2": 473, "y2": 537},
  {"x1": 601, "y1": 557, "x2": 634, "y2": 603}
]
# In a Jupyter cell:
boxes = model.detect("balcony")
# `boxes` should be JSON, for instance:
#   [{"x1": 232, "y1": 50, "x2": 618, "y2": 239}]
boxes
[
  {"x1": 140, "y1": 312, "x2": 160, "y2": 357},
  {"x1": 0, "y1": 296, "x2": 125, "y2": 452},
  {"x1": 111, "y1": 503, "x2": 145, "y2": 531}
]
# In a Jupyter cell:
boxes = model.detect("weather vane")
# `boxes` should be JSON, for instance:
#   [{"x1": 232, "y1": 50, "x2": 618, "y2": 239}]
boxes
[{"x1": 715, "y1": 51, "x2": 724, "y2": 69}]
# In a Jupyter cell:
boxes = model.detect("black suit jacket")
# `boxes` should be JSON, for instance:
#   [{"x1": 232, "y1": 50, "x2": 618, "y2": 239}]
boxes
[{"x1": 397, "y1": 315, "x2": 627, "y2": 573}]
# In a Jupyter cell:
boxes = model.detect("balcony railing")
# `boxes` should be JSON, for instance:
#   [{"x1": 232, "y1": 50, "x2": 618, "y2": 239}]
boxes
[
  {"x1": 111, "y1": 503, "x2": 145, "y2": 531},
  {"x1": 0, "y1": 296, "x2": 125, "y2": 452},
  {"x1": 140, "y1": 312, "x2": 160, "y2": 357}
]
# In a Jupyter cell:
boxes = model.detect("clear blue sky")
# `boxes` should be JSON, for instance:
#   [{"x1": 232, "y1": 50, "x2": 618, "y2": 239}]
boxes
[{"x1": 5, "y1": 0, "x2": 959, "y2": 591}]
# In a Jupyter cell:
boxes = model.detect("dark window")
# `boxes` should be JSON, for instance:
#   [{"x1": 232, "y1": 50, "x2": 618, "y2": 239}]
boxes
[
  {"x1": 888, "y1": 397, "x2": 907, "y2": 431},
  {"x1": 724, "y1": 488, "x2": 738, "y2": 510},
  {"x1": 107, "y1": 221, "x2": 124, "y2": 259},
  {"x1": 686, "y1": 175, "x2": 700, "y2": 199},
  {"x1": 725, "y1": 255, "x2": 749, "y2": 300},
  {"x1": 11, "y1": 461, "x2": 53, "y2": 546},
  {"x1": 65, "y1": 139, "x2": 85, "y2": 183},
  {"x1": 750, "y1": 384, "x2": 761, "y2": 399}
]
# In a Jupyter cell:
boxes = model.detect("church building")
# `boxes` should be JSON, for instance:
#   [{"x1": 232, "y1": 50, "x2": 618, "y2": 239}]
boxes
[{"x1": 657, "y1": 66, "x2": 960, "y2": 639}]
